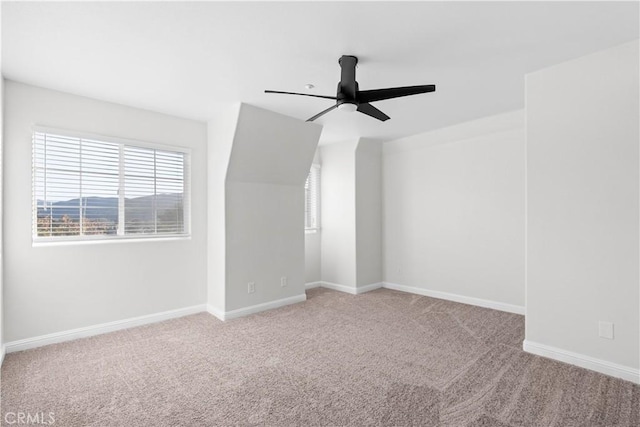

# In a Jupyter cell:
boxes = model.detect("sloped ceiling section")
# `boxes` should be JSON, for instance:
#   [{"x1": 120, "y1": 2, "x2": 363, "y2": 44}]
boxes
[{"x1": 226, "y1": 104, "x2": 322, "y2": 185}]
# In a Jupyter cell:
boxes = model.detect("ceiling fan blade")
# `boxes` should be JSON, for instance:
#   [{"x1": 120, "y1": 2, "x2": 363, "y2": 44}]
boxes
[
  {"x1": 306, "y1": 104, "x2": 338, "y2": 122},
  {"x1": 357, "y1": 103, "x2": 390, "y2": 121},
  {"x1": 265, "y1": 90, "x2": 337, "y2": 100},
  {"x1": 357, "y1": 85, "x2": 436, "y2": 103}
]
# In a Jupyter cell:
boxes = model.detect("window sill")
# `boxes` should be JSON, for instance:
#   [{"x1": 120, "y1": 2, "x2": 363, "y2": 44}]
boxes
[{"x1": 32, "y1": 234, "x2": 191, "y2": 247}]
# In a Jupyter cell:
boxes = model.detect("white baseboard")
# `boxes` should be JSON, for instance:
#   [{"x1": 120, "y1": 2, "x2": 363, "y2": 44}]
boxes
[
  {"x1": 382, "y1": 282, "x2": 525, "y2": 315},
  {"x1": 312, "y1": 280, "x2": 523, "y2": 315},
  {"x1": 317, "y1": 281, "x2": 383, "y2": 295},
  {"x1": 305, "y1": 281, "x2": 322, "y2": 289},
  {"x1": 523, "y1": 340, "x2": 639, "y2": 384},
  {"x1": 1, "y1": 344, "x2": 5, "y2": 366},
  {"x1": 209, "y1": 294, "x2": 307, "y2": 321},
  {"x1": 356, "y1": 282, "x2": 384, "y2": 294},
  {"x1": 309, "y1": 280, "x2": 523, "y2": 314},
  {"x1": 318, "y1": 281, "x2": 358, "y2": 294},
  {"x1": 206, "y1": 305, "x2": 225, "y2": 321},
  {"x1": 5, "y1": 304, "x2": 207, "y2": 354}
]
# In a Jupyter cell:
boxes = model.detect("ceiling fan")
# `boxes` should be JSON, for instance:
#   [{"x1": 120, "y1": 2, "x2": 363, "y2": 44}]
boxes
[{"x1": 265, "y1": 55, "x2": 436, "y2": 122}]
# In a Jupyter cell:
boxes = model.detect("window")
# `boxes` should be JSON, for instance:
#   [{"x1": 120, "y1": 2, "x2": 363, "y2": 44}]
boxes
[
  {"x1": 33, "y1": 129, "x2": 190, "y2": 242},
  {"x1": 305, "y1": 164, "x2": 320, "y2": 232}
]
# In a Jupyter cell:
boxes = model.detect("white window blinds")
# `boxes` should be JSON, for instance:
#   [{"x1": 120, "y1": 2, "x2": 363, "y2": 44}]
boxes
[
  {"x1": 305, "y1": 164, "x2": 320, "y2": 231},
  {"x1": 33, "y1": 130, "x2": 190, "y2": 241}
]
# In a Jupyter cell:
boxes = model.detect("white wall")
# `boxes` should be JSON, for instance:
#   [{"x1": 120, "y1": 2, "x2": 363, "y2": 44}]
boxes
[
  {"x1": 0, "y1": 6, "x2": 4, "y2": 361},
  {"x1": 383, "y1": 111, "x2": 525, "y2": 309},
  {"x1": 526, "y1": 41, "x2": 639, "y2": 374},
  {"x1": 305, "y1": 233, "x2": 321, "y2": 284},
  {"x1": 0, "y1": 76, "x2": 4, "y2": 361},
  {"x1": 206, "y1": 105, "x2": 240, "y2": 314},
  {"x1": 319, "y1": 139, "x2": 383, "y2": 290},
  {"x1": 225, "y1": 181, "x2": 306, "y2": 310},
  {"x1": 3, "y1": 81, "x2": 208, "y2": 342},
  {"x1": 355, "y1": 139, "x2": 383, "y2": 287},
  {"x1": 208, "y1": 104, "x2": 321, "y2": 313},
  {"x1": 320, "y1": 141, "x2": 358, "y2": 288}
]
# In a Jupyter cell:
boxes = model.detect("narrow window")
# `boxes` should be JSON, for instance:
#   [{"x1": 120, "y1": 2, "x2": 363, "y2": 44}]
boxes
[{"x1": 305, "y1": 164, "x2": 320, "y2": 232}]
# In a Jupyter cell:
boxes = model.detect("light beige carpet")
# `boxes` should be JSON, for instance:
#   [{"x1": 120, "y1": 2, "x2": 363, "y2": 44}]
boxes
[{"x1": 1, "y1": 288, "x2": 638, "y2": 426}]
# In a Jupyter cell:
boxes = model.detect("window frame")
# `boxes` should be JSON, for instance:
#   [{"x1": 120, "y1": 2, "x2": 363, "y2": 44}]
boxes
[
  {"x1": 304, "y1": 163, "x2": 320, "y2": 234},
  {"x1": 32, "y1": 126, "x2": 191, "y2": 245}
]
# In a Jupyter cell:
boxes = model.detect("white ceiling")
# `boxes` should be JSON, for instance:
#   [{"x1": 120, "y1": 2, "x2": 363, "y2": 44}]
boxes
[{"x1": 2, "y1": 1, "x2": 638, "y2": 144}]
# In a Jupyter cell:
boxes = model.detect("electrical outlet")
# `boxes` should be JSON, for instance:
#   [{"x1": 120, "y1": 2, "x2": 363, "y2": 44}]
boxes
[
  {"x1": 599, "y1": 321, "x2": 614, "y2": 340},
  {"x1": 281, "y1": 276, "x2": 287, "y2": 287},
  {"x1": 248, "y1": 282, "x2": 255, "y2": 294}
]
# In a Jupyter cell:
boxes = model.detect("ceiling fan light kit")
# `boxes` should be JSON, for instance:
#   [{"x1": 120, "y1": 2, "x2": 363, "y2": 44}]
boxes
[
  {"x1": 337, "y1": 103, "x2": 358, "y2": 113},
  {"x1": 265, "y1": 55, "x2": 436, "y2": 122}
]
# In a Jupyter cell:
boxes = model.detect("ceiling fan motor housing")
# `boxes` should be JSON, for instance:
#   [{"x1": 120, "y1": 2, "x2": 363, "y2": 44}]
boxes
[
  {"x1": 338, "y1": 55, "x2": 359, "y2": 102},
  {"x1": 337, "y1": 82, "x2": 359, "y2": 108}
]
